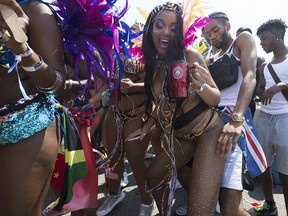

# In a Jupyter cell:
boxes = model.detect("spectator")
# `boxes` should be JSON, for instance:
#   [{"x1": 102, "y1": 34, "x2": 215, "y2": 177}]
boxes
[{"x1": 254, "y1": 18, "x2": 288, "y2": 216}]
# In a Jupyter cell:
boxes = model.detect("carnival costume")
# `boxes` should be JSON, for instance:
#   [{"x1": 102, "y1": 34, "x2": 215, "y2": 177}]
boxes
[
  {"x1": 0, "y1": 34, "x2": 57, "y2": 145},
  {"x1": 140, "y1": 1, "x2": 225, "y2": 215}
]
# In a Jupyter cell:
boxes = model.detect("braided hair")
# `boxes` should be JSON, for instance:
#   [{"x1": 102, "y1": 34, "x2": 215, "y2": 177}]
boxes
[{"x1": 142, "y1": 2, "x2": 184, "y2": 117}]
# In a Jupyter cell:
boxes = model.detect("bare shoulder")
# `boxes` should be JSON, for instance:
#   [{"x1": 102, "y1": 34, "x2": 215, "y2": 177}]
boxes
[
  {"x1": 21, "y1": 1, "x2": 54, "y2": 17},
  {"x1": 234, "y1": 32, "x2": 256, "y2": 57},
  {"x1": 235, "y1": 31, "x2": 255, "y2": 48}
]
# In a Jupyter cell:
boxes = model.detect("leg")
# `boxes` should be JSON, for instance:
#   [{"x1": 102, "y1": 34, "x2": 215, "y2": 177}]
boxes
[
  {"x1": 219, "y1": 145, "x2": 250, "y2": 216},
  {"x1": 274, "y1": 113, "x2": 288, "y2": 215},
  {"x1": 0, "y1": 119, "x2": 60, "y2": 216},
  {"x1": 146, "y1": 136, "x2": 196, "y2": 216},
  {"x1": 96, "y1": 110, "x2": 126, "y2": 216},
  {"x1": 102, "y1": 110, "x2": 125, "y2": 194},
  {"x1": 177, "y1": 164, "x2": 191, "y2": 192},
  {"x1": 150, "y1": 126, "x2": 162, "y2": 156},
  {"x1": 219, "y1": 188, "x2": 249, "y2": 216},
  {"x1": 125, "y1": 122, "x2": 153, "y2": 205},
  {"x1": 187, "y1": 117, "x2": 225, "y2": 215},
  {"x1": 258, "y1": 168, "x2": 274, "y2": 201},
  {"x1": 279, "y1": 172, "x2": 288, "y2": 214}
]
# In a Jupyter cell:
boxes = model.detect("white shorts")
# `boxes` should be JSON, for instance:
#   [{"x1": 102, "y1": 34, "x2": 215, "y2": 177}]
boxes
[{"x1": 221, "y1": 144, "x2": 243, "y2": 190}]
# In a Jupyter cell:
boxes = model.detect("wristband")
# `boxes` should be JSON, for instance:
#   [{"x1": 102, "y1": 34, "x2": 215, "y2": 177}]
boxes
[
  {"x1": 21, "y1": 55, "x2": 45, "y2": 72},
  {"x1": 64, "y1": 79, "x2": 73, "y2": 90},
  {"x1": 14, "y1": 42, "x2": 33, "y2": 58}
]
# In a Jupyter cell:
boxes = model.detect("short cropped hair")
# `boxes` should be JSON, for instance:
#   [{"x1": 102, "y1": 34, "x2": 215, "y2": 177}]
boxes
[
  {"x1": 208, "y1": 11, "x2": 229, "y2": 20},
  {"x1": 257, "y1": 19, "x2": 288, "y2": 39},
  {"x1": 236, "y1": 27, "x2": 252, "y2": 35},
  {"x1": 208, "y1": 11, "x2": 229, "y2": 26}
]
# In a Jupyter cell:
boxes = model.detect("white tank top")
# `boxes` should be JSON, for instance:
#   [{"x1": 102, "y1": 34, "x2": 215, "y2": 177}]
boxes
[{"x1": 261, "y1": 58, "x2": 288, "y2": 114}]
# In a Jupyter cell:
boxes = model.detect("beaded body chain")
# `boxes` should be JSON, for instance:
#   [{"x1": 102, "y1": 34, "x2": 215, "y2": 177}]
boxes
[{"x1": 150, "y1": 61, "x2": 178, "y2": 215}]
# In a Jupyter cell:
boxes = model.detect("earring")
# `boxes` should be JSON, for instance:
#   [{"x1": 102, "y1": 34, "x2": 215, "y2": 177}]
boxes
[{"x1": 276, "y1": 38, "x2": 279, "y2": 41}]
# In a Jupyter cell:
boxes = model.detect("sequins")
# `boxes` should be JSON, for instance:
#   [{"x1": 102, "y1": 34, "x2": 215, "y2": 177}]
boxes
[{"x1": 0, "y1": 94, "x2": 55, "y2": 144}]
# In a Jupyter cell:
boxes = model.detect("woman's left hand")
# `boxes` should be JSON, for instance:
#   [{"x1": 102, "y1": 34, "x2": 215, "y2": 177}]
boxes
[{"x1": 189, "y1": 63, "x2": 208, "y2": 90}]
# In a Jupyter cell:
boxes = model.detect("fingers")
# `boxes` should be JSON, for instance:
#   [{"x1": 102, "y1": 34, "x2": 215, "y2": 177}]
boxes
[
  {"x1": 217, "y1": 134, "x2": 232, "y2": 157},
  {"x1": 217, "y1": 128, "x2": 240, "y2": 157},
  {"x1": 0, "y1": 1, "x2": 24, "y2": 17},
  {"x1": 0, "y1": 28, "x2": 11, "y2": 43}
]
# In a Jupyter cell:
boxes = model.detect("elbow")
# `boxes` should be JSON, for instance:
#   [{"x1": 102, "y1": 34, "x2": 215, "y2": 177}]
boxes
[{"x1": 212, "y1": 92, "x2": 221, "y2": 106}]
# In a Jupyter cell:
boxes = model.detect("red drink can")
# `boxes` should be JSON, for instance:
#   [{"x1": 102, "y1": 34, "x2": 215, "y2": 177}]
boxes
[{"x1": 168, "y1": 60, "x2": 189, "y2": 98}]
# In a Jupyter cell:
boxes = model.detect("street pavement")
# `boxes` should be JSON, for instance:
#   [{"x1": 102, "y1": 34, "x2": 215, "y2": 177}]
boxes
[{"x1": 44, "y1": 155, "x2": 286, "y2": 216}]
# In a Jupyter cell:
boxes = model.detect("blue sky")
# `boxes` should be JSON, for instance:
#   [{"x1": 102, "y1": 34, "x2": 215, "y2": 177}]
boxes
[{"x1": 117, "y1": 0, "x2": 288, "y2": 59}]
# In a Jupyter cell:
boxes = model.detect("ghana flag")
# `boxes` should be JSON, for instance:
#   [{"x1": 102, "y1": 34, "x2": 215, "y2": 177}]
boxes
[{"x1": 51, "y1": 106, "x2": 98, "y2": 212}]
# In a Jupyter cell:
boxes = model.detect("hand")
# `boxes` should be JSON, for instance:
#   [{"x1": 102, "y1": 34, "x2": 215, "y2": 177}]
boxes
[
  {"x1": 120, "y1": 78, "x2": 134, "y2": 94},
  {"x1": 261, "y1": 83, "x2": 284, "y2": 105},
  {"x1": 0, "y1": 0, "x2": 24, "y2": 16},
  {"x1": 0, "y1": 1, "x2": 29, "y2": 53},
  {"x1": 216, "y1": 121, "x2": 243, "y2": 157},
  {"x1": 189, "y1": 62, "x2": 208, "y2": 90}
]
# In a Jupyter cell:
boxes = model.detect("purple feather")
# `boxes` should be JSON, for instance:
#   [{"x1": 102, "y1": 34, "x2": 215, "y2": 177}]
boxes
[{"x1": 52, "y1": 0, "x2": 128, "y2": 96}]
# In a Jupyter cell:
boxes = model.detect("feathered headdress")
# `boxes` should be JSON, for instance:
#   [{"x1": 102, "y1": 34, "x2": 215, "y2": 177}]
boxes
[
  {"x1": 173, "y1": 0, "x2": 212, "y2": 48},
  {"x1": 52, "y1": 0, "x2": 129, "y2": 95}
]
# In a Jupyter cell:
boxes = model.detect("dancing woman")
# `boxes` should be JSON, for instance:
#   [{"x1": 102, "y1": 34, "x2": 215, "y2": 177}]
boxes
[{"x1": 139, "y1": 2, "x2": 226, "y2": 215}]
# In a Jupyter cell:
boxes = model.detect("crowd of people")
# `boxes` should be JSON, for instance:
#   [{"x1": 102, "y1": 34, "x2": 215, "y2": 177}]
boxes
[{"x1": 0, "y1": 0, "x2": 287, "y2": 216}]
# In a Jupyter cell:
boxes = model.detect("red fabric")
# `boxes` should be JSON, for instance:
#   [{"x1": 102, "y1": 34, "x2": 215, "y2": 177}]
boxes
[
  {"x1": 51, "y1": 153, "x2": 65, "y2": 193},
  {"x1": 63, "y1": 124, "x2": 98, "y2": 211}
]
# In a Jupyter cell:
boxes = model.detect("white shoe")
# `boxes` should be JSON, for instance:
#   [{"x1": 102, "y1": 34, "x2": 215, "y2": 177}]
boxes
[
  {"x1": 41, "y1": 203, "x2": 69, "y2": 216},
  {"x1": 138, "y1": 200, "x2": 154, "y2": 216},
  {"x1": 96, "y1": 190, "x2": 125, "y2": 216},
  {"x1": 215, "y1": 201, "x2": 221, "y2": 214},
  {"x1": 120, "y1": 170, "x2": 129, "y2": 188}
]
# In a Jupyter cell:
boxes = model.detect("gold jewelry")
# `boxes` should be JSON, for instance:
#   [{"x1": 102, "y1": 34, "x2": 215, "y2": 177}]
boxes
[{"x1": 230, "y1": 113, "x2": 244, "y2": 123}]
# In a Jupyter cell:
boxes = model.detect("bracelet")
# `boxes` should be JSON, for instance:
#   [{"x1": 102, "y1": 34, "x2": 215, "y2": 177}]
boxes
[
  {"x1": 64, "y1": 79, "x2": 73, "y2": 90},
  {"x1": 7, "y1": 43, "x2": 34, "y2": 73},
  {"x1": 20, "y1": 55, "x2": 45, "y2": 72},
  {"x1": 14, "y1": 42, "x2": 33, "y2": 58},
  {"x1": 197, "y1": 82, "x2": 207, "y2": 92},
  {"x1": 36, "y1": 71, "x2": 64, "y2": 94}
]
